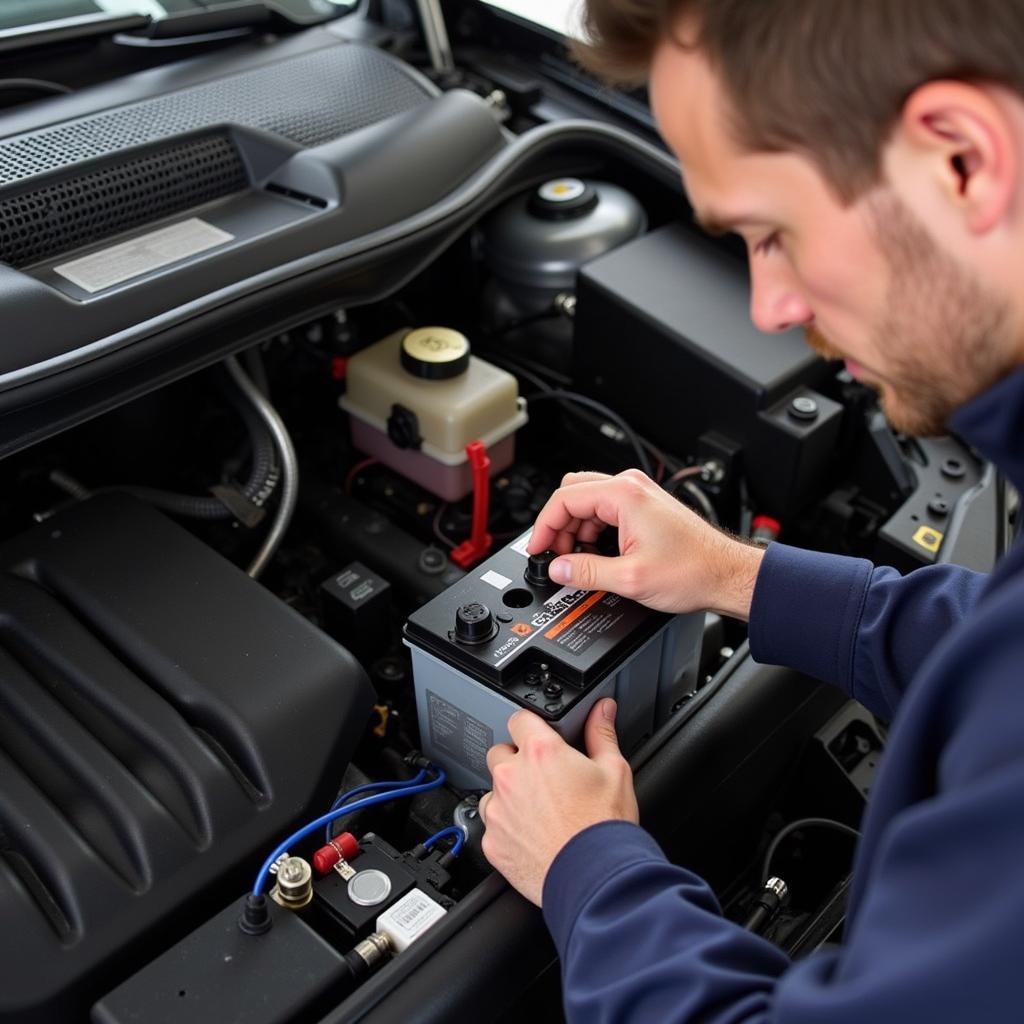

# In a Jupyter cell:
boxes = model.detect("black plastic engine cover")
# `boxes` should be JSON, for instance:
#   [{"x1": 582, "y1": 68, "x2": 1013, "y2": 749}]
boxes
[{"x1": 0, "y1": 494, "x2": 375, "y2": 1023}]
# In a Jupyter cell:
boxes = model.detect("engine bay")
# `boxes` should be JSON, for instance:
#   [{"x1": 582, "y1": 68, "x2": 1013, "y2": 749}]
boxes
[{"x1": 0, "y1": 7, "x2": 1011, "y2": 1022}]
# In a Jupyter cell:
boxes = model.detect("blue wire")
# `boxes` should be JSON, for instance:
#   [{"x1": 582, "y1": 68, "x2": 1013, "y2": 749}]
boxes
[
  {"x1": 253, "y1": 765, "x2": 446, "y2": 897},
  {"x1": 423, "y1": 825, "x2": 466, "y2": 856},
  {"x1": 324, "y1": 771, "x2": 429, "y2": 843}
]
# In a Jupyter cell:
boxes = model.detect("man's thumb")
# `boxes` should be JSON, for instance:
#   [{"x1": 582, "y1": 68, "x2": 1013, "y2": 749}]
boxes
[
  {"x1": 549, "y1": 552, "x2": 623, "y2": 592},
  {"x1": 584, "y1": 699, "x2": 621, "y2": 762}
]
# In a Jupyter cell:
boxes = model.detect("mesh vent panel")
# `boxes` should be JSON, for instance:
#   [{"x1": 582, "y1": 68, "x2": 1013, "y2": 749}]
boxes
[
  {"x1": 0, "y1": 134, "x2": 247, "y2": 268},
  {"x1": 0, "y1": 45, "x2": 430, "y2": 187}
]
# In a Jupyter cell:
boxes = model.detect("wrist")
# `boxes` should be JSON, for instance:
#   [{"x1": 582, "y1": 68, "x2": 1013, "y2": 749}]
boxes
[{"x1": 708, "y1": 537, "x2": 765, "y2": 621}]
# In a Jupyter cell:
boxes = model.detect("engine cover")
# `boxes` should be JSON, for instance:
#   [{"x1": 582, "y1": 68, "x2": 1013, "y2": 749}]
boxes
[{"x1": 0, "y1": 495, "x2": 374, "y2": 1022}]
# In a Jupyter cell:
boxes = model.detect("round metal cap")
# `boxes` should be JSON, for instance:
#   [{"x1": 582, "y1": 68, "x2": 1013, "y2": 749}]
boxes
[
  {"x1": 538, "y1": 178, "x2": 587, "y2": 204},
  {"x1": 528, "y1": 178, "x2": 600, "y2": 221},
  {"x1": 788, "y1": 395, "x2": 819, "y2": 422},
  {"x1": 276, "y1": 856, "x2": 313, "y2": 905},
  {"x1": 347, "y1": 869, "x2": 393, "y2": 907},
  {"x1": 400, "y1": 327, "x2": 470, "y2": 380},
  {"x1": 480, "y1": 180, "x2": 647, "y2": 292}
]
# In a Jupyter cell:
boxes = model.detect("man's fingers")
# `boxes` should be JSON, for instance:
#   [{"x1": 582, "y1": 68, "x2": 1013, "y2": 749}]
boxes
[
  {"x1": 549, "y1": 550, "x2": 637, "y2": 593},
  {"x1": 478, "y1": 790, "x2": 492, "y2": 825},
  {"x1": 507, "y1": 707, "x2": 561, "y2": 749},
  {"x1": 527, "y1": 478, "x2": 625, "y2": 553},
  {"x1": 576, "y1": 518, "x2": 607, "y2": 545},
  {"x1": 584, "y1": 698, "x2": 623, "y2": 764},
  {"x1": 486, "y1": 742, "x2": 516, "y2": 774}
]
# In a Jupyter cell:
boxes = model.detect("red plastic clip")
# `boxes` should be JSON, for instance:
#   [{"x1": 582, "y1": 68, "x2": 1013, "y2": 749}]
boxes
[
  {"x1": 450, "y1": 440, "x2": 494, "y2": 569},
  {"x1": 312, "y1": 831, "x2": 360, "y2": 875},
  {"x1": 751, "y1": 515, "x2": 782, "y2": 544},
  {"x1": 330, "y1": 356, "x2": 348, "y2": 382}
]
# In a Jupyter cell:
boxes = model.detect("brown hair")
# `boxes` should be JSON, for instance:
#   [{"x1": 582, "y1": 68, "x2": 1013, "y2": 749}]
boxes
[{"x1": 575, "y1": 0, "x2": 1024, "y2": 200}]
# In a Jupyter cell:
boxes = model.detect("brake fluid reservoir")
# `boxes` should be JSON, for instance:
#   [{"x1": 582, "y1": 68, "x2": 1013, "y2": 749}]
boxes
[{"x1": 340, "y1": 327, "x2": 527, "y2": 501}]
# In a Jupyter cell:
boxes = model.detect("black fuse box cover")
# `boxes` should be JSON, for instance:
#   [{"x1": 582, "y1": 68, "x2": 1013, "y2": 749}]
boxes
[
  {"x1": 572, "y1": 222, "x2": 841, "y2": 517},
  {"x1": 0, "y1": 494, "x2": 375, "y2": 1024},
  {"x1": 92, "y1": 896, "x2": 350, "y2": 1024},
  {"x1": 313, "y1": 833, "x2": 451, "y2": 940},
  {"x1": 404, "y1": 534, "x2": 670, "y2": 722}
]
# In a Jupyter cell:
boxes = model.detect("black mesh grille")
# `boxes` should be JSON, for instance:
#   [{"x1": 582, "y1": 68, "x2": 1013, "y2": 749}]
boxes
[
  {"x1": 0, "y1": 46, "x2": 431, "y2": 187},
  {"x1": 0, "y1": 134, "x2": 247, "y2": 268}
]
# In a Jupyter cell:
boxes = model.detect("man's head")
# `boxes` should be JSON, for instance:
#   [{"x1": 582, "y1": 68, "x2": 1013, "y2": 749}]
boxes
[{"x1": 576, "y1": 1, "x2": 1024, "y2": 434}]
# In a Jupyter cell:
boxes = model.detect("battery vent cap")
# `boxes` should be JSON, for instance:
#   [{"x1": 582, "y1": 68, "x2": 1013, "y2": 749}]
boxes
[
  {"x1": 524, "y1": 549, "x2": 557, "y2": 587},
  {"x1": 454, "y1": 601, "x2": 495, "y2": 644}
]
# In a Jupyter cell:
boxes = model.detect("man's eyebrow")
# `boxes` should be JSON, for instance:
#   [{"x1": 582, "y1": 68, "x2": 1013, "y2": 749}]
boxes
[
  {"x1": 693, "y1": 209, "x2": 732, "y2": 237},
  {"x1": 693, "y1": 208, "x2": 765, "y2": 238}
]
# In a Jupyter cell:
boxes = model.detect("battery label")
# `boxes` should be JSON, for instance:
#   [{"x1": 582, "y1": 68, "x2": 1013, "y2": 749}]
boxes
[
  {"x1": 493, "y1": 587, "x2": 606, "y2": 667},
  {"x1": 426, "y1": 690, "x2": 493, "y2": 778},
  {"x1": 530, "y1": 587, "x2": 592, "y2": 629},
  {"x1": 547, "y1": 593, "x2": 625, "y2": 656}
]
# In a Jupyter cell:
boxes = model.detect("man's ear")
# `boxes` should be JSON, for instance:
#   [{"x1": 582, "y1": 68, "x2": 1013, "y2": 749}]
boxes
[{"x1": 896, "y1": 81, "x2": 1017, "y2": 235}]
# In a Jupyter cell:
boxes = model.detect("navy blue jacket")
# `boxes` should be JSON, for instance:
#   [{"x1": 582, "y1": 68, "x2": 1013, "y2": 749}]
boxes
[{"x1": 542, "y1": 367, "x2": 1024, "y2": 1023}]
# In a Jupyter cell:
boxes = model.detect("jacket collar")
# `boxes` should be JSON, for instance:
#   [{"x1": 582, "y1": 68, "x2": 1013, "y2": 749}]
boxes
[{"x1": 948, "y1": 365, "x2": 1024, "y2": 493}]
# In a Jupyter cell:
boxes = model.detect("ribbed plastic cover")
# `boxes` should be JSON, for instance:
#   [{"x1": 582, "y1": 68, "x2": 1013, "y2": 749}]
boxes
[
  {"x1": 0, "y1": 133, "x2": 247, "y2": 268},
  {"x1": 0, "y1": 494, "x2": 374, "y2": 1023},
  {"x1": 0, "y1": 45, "x2": 431, "y2": 187}
]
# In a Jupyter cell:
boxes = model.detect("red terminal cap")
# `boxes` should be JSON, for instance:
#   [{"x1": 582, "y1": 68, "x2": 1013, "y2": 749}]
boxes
[
  {"x1": 330, "y1": 356, "x2": 348, "y2": 382},
  {"x1": 312, "y1": 832, "x2": 360, "y2": 875},
  {"x1": 751, "y1": 515, "x2": 782, "y2": 537}
]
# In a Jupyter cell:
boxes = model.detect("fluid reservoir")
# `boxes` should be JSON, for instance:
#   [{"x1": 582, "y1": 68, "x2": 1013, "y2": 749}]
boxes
[
  {"x1": 479, "y1": 178, "x2": 646, "y2": 371},
  {"x1": 340, "y1": 327, "x2": 527, "y2": 501}
]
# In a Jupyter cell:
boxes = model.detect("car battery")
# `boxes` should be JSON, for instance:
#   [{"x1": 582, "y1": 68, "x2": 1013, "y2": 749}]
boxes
[{"x1": 404, "y1": 533, "x2": 704, "y2": 789}]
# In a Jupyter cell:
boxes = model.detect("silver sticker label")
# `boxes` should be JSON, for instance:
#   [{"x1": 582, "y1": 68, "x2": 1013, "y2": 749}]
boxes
[{"x1": 54, "y1": 217, "x2": 234, "y2": 293}]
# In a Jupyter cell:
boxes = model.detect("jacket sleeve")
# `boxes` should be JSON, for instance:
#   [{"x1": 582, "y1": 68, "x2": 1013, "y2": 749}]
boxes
[
  {"x1": 747, "y1": 543, "x2": 986, "y2": 720},
  {"x1": 542, "y1": 611, "x2": 1024, "y2": 1024}
]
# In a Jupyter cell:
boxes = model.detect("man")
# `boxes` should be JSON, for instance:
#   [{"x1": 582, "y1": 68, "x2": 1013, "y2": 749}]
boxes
[{"x1": 476, "y1": 1, "x2": 1024, "y2": 1021}]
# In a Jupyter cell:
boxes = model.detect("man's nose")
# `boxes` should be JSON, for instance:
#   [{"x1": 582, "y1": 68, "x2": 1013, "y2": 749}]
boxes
[{"x1": 749, "y1": 262, "x2": 814, "y2": 334}]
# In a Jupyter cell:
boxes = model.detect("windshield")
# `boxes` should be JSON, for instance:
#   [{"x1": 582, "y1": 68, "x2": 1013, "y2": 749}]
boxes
[
  {"x1": 479, "y1": 0, "x2": 583, "y2": 39},
  {"x1": 0, "y1": 0, "x2": 353, "y2": 31}
]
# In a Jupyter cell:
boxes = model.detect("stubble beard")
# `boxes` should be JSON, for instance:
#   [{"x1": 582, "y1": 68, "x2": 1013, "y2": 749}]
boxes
[{"x1": 809, "y1": 193, "x2": 1012, "y2": 437}]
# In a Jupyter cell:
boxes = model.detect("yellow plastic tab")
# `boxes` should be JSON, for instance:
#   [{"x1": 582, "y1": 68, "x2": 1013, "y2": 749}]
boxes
[{"x1": 912, "y1": 525, "x2": 944, "y2": 553}]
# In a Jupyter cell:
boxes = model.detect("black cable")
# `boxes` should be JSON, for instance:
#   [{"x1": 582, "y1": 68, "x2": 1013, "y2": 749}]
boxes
[
  {"x1": 485, "y1": 308, "x2": 562, "y2": 340},
  {"x1": 761, "y1": 817, "x2": 860, "y2": 885},
  {"x1": 484, "y1": 352, "x2": 682, "y2": 477},
  {"x1": 527, "y1": 390, "x2": 655, "y2": 478}
]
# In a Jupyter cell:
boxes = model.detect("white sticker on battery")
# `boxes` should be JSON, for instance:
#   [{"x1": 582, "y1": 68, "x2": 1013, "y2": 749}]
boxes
[
  {"x1": 376, "y1": 888, "x2": 447, "y2": 952},
  {"x1": 480, "y1": 570, "x2": 512, "y2": 590},
  {"x1": 53, "y1": 218, "x2": 234, "y2": 293},
  {"x1": 509, "y1": 532, "x2": 533, "y2": 557}
]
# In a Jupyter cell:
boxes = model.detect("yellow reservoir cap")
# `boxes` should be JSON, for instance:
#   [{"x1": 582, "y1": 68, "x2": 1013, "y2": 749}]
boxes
[{"x1": 401, "y1": 326, "x2": 470, "y2": 380}]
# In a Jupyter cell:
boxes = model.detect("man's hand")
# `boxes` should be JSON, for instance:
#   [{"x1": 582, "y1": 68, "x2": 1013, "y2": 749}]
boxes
[
  {"x1": 528, "y1": 468, "x2": 765, "y2": 621},
  {"x1": 478, "y1": 699, "x2": 639, "y2": 906}
]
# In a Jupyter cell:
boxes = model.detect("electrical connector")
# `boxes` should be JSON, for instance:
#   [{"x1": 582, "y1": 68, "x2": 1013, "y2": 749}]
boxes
[
  {"x1": 312, "y1": 832, "x2": 360, "y2": 875},
  {"x1": 743, "y1": 876, "x2": 788, "y2": 934}
]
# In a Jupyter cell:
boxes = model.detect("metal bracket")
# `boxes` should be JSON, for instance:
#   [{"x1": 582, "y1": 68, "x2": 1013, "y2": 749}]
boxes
[{"x1": 415, "y1": 0, "x2": 454, "y2": 74}]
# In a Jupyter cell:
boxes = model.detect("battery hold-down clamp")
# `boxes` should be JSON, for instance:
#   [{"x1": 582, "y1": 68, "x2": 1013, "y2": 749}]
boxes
[{"x1": 450, "y1": 440, "x2": 493, "y2": 569}]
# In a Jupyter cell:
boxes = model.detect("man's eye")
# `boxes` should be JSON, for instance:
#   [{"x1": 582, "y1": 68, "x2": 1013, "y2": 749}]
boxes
[{"x1": 754, "y1": 232, "x2": 781, "y2": 256}]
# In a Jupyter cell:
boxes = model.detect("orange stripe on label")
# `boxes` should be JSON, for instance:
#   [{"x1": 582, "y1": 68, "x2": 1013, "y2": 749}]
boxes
[{"x1": 544, "y1": 591, "x2": 606, "y2": 639}]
